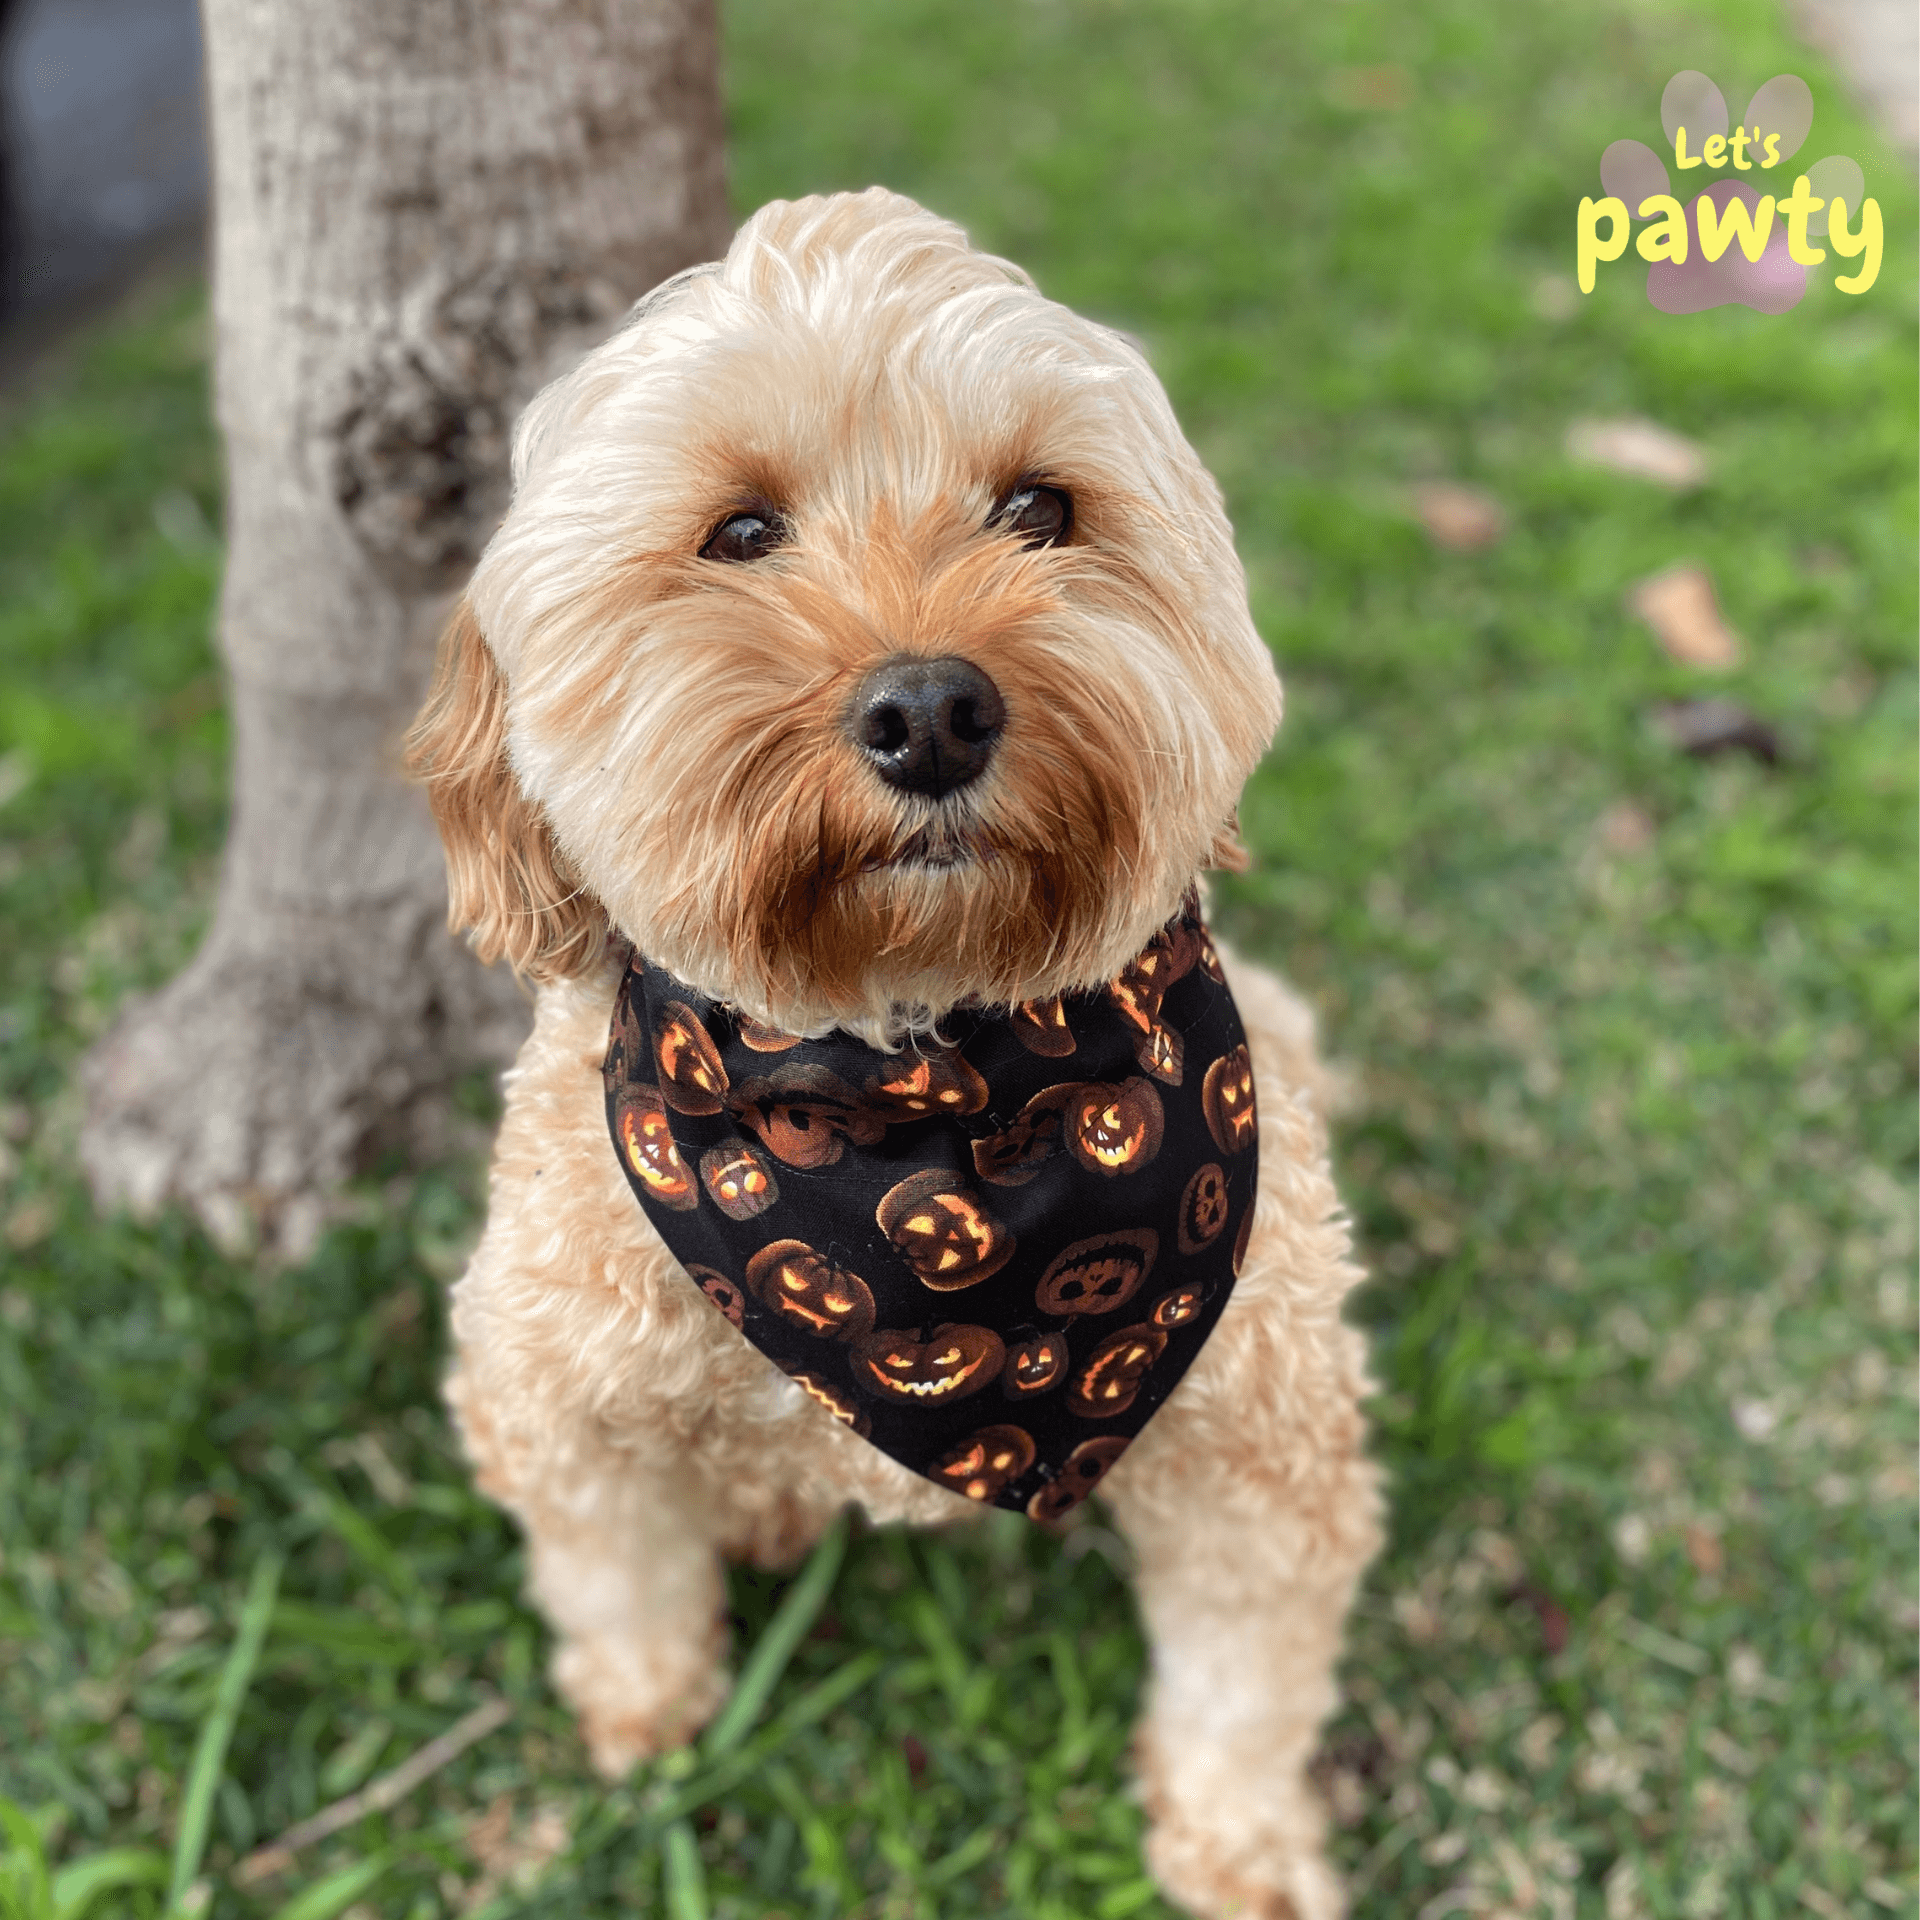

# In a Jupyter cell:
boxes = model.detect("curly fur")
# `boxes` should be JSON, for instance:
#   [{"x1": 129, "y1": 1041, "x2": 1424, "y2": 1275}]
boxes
[{"x1": 411, "y1": 188, "x2": 1380, "y2": 1919}]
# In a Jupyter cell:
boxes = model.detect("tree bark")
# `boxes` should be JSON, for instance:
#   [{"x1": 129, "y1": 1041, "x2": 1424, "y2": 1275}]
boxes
[{"x1": 79, "y1": 0, "x2": 731, "y2": 1250}]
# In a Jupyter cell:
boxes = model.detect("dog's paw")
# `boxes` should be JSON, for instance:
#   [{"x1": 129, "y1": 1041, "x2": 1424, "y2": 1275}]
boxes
[
  {"x1": 552, "y1": 1636, "x2": 728, "y2": 1780},
  {"x1": 1143, "y1": 1818, "x2": 1342, "y2": 1920},
  {"x1": 1138, "y1": 1734, "x2": 1344, "y2": 1920}
]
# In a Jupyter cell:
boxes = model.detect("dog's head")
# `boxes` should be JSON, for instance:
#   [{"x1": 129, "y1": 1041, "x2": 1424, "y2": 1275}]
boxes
[{"x1": 409, "y1": 189, "x2": 1281, "y2": 1039}]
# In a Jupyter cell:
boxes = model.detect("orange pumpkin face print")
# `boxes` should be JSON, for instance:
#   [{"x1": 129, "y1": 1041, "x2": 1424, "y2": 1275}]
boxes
[
  {"x1": 688, "y1": 1264, "x2": 746, "y2": 1328},
  {"x1": 1150, "y1": 1282, "x2": 1207, "y2": 1329},
  {"x1": 1066, "y1": 1078, "x2": 1164, "y2": 1176},
  {"x1": 970, "y1": 1084, "x2": 1073, "y2": 1188},
  {"x1": 1034, "y1": 1229, "x2": 1158, "y2": 1317},
  {"x1": 1107, "y1": 958, "x2": 1162, "y2": 1037},
  {"x1": 745, "y1": 1240, "x2": 877, "y2": 1341},
  {"x1": 1158, "y1": 918, "x2": 1204, "y2": 983},
  {"x1": 781, "y1": 1366, "x2": 872, "y2": 1438},
  {"x1": 736, "y1": 1013, "x2": 801, "y2": 1052},
  {"x1": 1202, "y1": 1045, "x2": 1257, "y2": 1155},
  {"x1": 1107, "y1": 922, "x2": 1198, "y2": 1035},
  {"x1": 1003, "y1": 1330, "x2": 1069, "y2": 1397},
  {"x1": 1232, "y1": 1200, "x2": 1254, "y2": 1277},
  {"x1": 850, "y1": 1324, "x2": 1005, "y2": 1406},
  {"x1": 730, "y1": 1063, "x2": 884, "y2": 1170},
  {"x1": 699, "y1": 1138, "x2": 780, "y2": 1220},
  {"x1": 862, "y1": 1049, "x2": 989, "y2": 1123},
  {"x1": 1134, "y1": 1019, "x2": 1185, "y2": 1086},
  {"x1": 1027, "y1": 1435, "x2": 1130, "y2": 1523},
  {"x1": 1176, "y1": 1161, "x2": 1231, "y2": 1254},
  {"x1": 1068, "y1": 1324, "x2": 1167, "y2": 1418},
  {"x1": 931, "y1": 1424, "x2": 1036, "y2": 1502},
  {"x1": 618, "y1": 1089, "x2": 697, "y2": 1211},
  {"x1": 604, "y1": 992, "x2": 647, "y2": 1088},
  {"x1": 653, "y1": 1001, "x2": 728, "y2": 1115},
  {"x1": 876, "y1": 1170, "x2": 1016, "y2": 1290},
  {"x1": 1011, "y1": 996, "x2": 1076, "y2": 1057}
]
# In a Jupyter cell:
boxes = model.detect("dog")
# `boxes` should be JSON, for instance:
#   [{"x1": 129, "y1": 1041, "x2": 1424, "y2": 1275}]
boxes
[{"x1": 408, "y1": 188, "x2": 1381, "y2": 1920}]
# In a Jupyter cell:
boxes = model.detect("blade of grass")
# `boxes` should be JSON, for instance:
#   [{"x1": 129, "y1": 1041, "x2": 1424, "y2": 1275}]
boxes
[
  {"x1": 262, "y1": 1856, "x2": 388, "y2": 1920},
  {"x1": 661, "y1": 1821, "x2": 708, "y2": 1920},
  {"x1": 50, "y1": 1849, "x2": 168, "y2": 1920},
  {"x1": 634, "y1": 1530, "x2": 859, "y2": 1920},
  {"x1": 263, "y1": 1459, "x2": 417, "y2": 1603},
  {"x1": 0, "y1": 1798, "x2": 53, "y2": 1920},
  {"x1": 1093, "y1": 1878, "x2": 1161, "y2": 1919},
  {"x1": 168, "y1": 1549, "x2": 283, "y2": 1913},
  {"x1": 644, "y1": 1649, "x2": 884, "y2": 1829},
  {"x1": 762, "y1": 1764, "x2": 851, "y2": 1910},
  {"x1": 921, "y1": 1825, "x2": 999, "y2": 1890},
  {"x1": 546, "y1": 1790, "x2": 638, "y2": 1881},
  {"x1": 909, "y1": 1592, "x2": 971, "y2": 1722},
  {"x1": 700, "y1": 1511, "x2": 848, "y2": 1759},
  {"x1": 1614, "y1": 1615, "x2": 1712, "y2": 1675},
  {"x1": 556, "y1": 1652, "x2": 883, "y2": 1886}
]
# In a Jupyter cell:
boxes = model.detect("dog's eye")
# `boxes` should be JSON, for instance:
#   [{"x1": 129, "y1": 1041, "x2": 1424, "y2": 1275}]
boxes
[
  {"x1": 700, "y1": 509, "x2": 787, "y2": 563},
  {"x1": 991, "y1": 484, "x2": 1072, "y2": 550}
]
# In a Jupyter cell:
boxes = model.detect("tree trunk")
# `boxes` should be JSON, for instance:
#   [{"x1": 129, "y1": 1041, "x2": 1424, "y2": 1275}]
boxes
[{"x1": 79, "y1": 0, "x2": 731, "y2": 1251}]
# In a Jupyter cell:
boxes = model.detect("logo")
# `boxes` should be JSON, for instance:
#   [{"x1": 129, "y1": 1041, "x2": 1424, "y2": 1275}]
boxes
[{"x1": 1578, "y1": 70, "x2": 1880, "y2": 311}]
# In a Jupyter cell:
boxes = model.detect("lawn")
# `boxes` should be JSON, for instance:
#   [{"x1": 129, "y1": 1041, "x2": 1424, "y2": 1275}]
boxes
[{"x1": 1, "y1": 0, "x2": 1914, "y2": 1915}]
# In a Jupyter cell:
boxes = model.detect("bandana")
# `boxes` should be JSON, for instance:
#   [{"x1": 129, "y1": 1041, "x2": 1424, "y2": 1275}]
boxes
[{"x1": 603, "y1": 899, "x2": 1257, "y2": 1522}]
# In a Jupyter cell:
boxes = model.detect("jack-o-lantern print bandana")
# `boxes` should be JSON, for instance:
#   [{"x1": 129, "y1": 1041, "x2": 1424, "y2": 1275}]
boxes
[{"x1": 604, "y1": 901, "x2": 1257, "y2": 1522}]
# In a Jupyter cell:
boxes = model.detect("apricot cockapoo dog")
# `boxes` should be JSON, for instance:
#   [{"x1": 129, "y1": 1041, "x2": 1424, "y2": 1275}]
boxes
[{"x1": 410, "y1": 189, "x2": 1380, "y2": 1920}]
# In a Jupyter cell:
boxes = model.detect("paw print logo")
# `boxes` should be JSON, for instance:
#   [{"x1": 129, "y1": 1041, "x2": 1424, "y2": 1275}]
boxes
[{"x1": 1579, "y1": 71, "x2": 1880, "y2": 311}]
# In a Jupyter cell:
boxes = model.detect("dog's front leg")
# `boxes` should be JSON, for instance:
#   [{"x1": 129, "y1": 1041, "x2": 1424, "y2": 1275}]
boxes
[
  {"x1": 449, "y1": 1328, "x2": 732, "y2": 1777},
  {"x1": 1103, "y1": 1302, "x2": 1380, "y2": 1920},
  {"x1": 505, "y1": 1422, "x2": 731, "y2": 1778},
  {"x1": 532, "y1": 1463, "x2": 731, "y2": 1782}
]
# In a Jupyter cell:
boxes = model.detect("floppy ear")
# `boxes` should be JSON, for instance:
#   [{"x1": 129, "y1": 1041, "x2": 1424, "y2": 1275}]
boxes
[
  {"x1": 406, "y1": 596, "x2": 605, "y2": 981},
  {"x1": 1206, "y1": 811, "x2": 1252, "y2": 874}
]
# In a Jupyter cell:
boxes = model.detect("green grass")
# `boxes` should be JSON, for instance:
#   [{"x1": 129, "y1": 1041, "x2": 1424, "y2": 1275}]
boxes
[{"x1": 1, "y1": 0, "x2": 1914, "y2": 1914}]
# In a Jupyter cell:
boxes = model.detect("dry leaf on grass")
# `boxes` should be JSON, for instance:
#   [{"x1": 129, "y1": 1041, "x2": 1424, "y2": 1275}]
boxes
[
  {"x1": 1413, "y1": 482, "x2": 1506, "y2": 551},
  {"x1": 1568, "y1": 417, "x2": 1708, "y2": 489},
  {"x1": 1509, "y1": 1583, "x2": 1570, "y2": 1655},
  {"x1": 1596, "y1": 800, "x2": 1655, "y2": 854},
  {"x1": 4, "y1": 1196, "x2": 56, "y2": 1249},
  {"x1": 1683, "y1": 1521, "x2": 1724, "y2": 1577},
  {"x1": 464, "y1": 1794, "x2": 570, "y2": 1910},
  {"x1": 464, "y1": 1794, "x2": 513, "y2": 1873},
  {"x1": 1325, "y1": 63, "x2": 1411, "y2": 110},
  {"x1": 1651, "y1": 700, "x2": 1781, "y2": 766},
  {"x1": 1628, "y1": 564, "x2": 1741, "y2": 668}
]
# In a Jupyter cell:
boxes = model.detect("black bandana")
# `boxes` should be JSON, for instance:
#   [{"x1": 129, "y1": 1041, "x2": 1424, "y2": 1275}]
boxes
[{"x1": 603, "y1": 901, "x2": 1258, "y2": 1522}]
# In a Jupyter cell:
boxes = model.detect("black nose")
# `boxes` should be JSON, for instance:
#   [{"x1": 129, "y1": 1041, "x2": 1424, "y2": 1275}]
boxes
[{"x1": 848, "y1": 655, "x2": 1006, "y2": 799}]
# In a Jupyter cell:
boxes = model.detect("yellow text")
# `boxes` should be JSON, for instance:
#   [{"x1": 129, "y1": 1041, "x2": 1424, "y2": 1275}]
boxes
[
  {"x1": 1697, "y1": 193, "x2": 1775, "y2": 263},
  {"x1": 1577, "y1": 196, "x2": 1630, "y2": 292},
  {"x1": 1674, "y1": 127, "x2": 1786, "y2": 171},
  {"x1": 1635, "y1": 195, "x2": 1689, "y2": 264},
  {"x1": 1779, "y1": 175, "x2": 1826, "y2": 264},
  {"x1": 1828, "y1": 196, "x2": 1883, "y2": 294}
]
